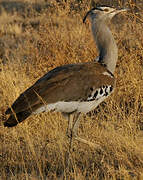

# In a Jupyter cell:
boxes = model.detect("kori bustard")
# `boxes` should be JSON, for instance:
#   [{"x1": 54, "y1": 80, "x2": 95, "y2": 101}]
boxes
[{"x1": 4, "y1": 6, "x2": 127, "y2": 145}]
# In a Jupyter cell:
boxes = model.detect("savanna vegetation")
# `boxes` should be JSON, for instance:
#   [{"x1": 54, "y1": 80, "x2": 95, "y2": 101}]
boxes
[{"x1": 0, "y1": 0, "x2": 143, "y2": 179}]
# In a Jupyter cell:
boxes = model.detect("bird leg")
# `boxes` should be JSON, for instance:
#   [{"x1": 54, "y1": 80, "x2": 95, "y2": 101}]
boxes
[
  {"x1": 66, "y1": 112, "x2": 81, "y2": 138},
  {"x1": 62, "y1": 113, "x2": 74, "y2": 172},
  {"x1": 63, "y1": 112, "x2": 102, "y2": 174},
  {"x1": 69, "y1": 113, "x2": 102, "y2": 149},
  {"x1": 74, "y1": 136, "x2": 101, "y2": 149},
  {"x1": 67, "y1": 113, "x2": 74, "y2": 138},
  {"x1": 62, "y1": 112, "x2": 81, "y2": 173},
  {"x1": 62, "y1": 112, "x2": 102, "y2": 150}
]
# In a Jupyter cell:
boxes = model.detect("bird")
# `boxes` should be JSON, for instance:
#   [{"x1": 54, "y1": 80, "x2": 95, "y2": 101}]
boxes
[{"x1": 4, "y1": 6, "x2": 127, "y2": 146}]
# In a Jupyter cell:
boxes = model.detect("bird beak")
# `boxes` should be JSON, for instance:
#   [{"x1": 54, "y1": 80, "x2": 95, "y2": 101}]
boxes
[
  {"x1": 108, "y1": 8, "x2": 128, "y2": 19},
  {"x1": 113, "y1": 8, "x2": 129, "y2": 15}
]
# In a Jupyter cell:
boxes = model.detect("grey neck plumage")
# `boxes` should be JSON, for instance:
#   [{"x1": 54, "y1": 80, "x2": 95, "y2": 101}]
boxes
[{"x1": 91, "y1": 18, "x2": 118, "y2": 74}]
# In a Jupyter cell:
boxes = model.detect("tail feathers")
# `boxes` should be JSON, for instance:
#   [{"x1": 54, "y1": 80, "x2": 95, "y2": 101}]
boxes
[
  {"x1": 5, "y1": 108, "x2": 12, "y2": 115},
  {"x1": 4, "y1": 110, "x2": 32, "y2": 127}
]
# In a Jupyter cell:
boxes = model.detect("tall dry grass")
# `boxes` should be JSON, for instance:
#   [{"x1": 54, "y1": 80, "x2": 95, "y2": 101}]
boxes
[{"x1": 0, "y1": 0, "x2": 143, "y2": 179}]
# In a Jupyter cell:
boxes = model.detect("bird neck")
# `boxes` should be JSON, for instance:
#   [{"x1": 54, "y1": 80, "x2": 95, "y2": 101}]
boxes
[{"x1": 91, "y1": 19, "x2": 118, "y2": 74}]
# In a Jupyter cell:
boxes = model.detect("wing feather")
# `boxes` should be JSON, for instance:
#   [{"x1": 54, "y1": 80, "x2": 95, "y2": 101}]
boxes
[{"x1": 6, "y1": 62, "x2": 115, "y2": 114}]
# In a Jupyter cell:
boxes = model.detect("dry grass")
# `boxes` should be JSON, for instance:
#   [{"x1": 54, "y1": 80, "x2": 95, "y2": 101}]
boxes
[{"x1": 0, "y1": 0, "x2": 143, "y2": 179}]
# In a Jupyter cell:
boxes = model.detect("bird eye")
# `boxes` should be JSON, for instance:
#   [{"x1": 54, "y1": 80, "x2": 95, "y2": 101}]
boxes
[{"x1": 104, "y1": 8, "x2": 109, "y2": 12}]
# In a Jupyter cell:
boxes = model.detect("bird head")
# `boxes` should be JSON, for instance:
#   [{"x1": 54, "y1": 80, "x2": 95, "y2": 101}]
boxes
[{"x1": 83, "y1": 6, "x2": 128, "y2": 23}]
